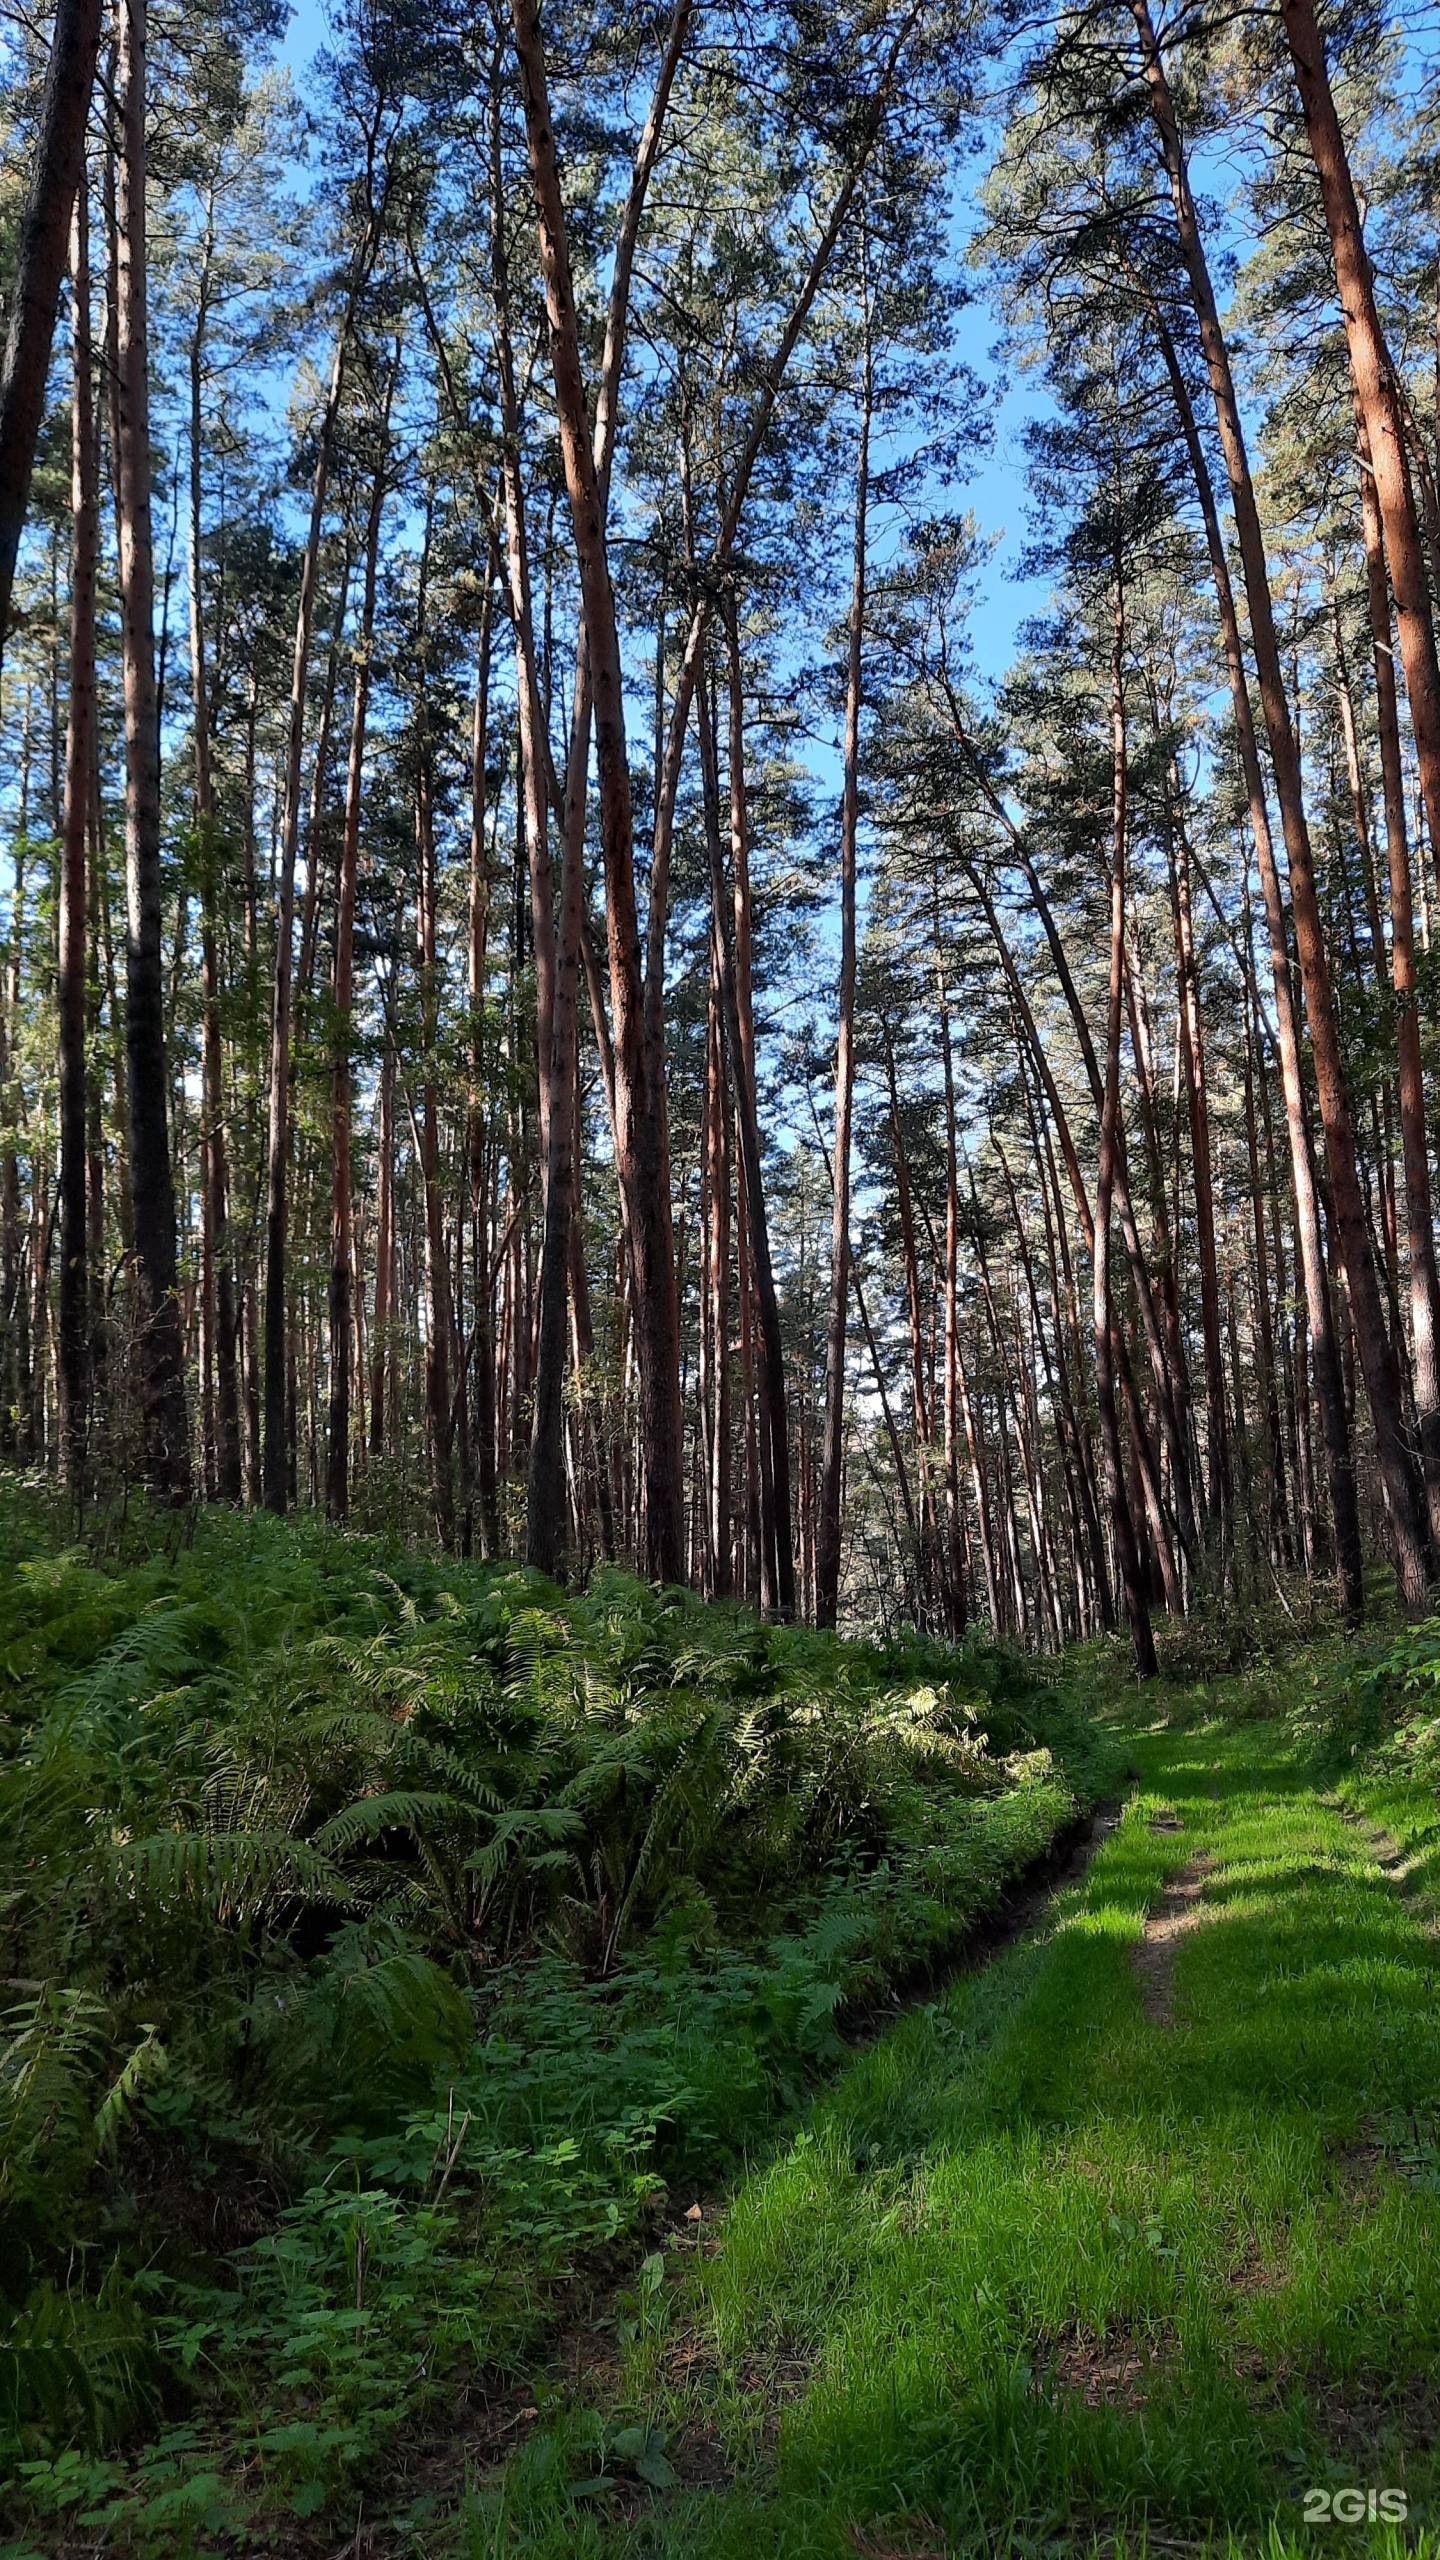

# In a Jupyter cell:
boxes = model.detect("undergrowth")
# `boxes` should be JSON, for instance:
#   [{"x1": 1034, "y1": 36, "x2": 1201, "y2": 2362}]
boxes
[{"x1": 0, "y1": 1482, "x2": 1110, "y2": 2551}]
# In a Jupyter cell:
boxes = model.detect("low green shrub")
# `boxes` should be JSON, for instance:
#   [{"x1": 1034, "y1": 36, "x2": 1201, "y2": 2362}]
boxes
[{"x1": 0, "y1": 1486, "x2": 1112, "y2": 2543}]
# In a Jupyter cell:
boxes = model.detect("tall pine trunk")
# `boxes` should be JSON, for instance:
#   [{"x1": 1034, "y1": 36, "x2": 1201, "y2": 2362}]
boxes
[
  {"x1": 327, "y1": 394, "x2": 390, "y2": 1521},
  {"x1": 1098, "y1": 561, "x2": 1156, "y2": 1675},
  {"x1": 114, "y1": 0, "x2": 189, "y2": 1500},
  {"x1": 1143, "y1": 279, "x2": 1362, "y2": 1614},
  {"x1": 58, "y1": 182, "x2": 95, "y2": 1493},
  {"x1": 0, "y1": 0, "x2": 104, "y2": 661},
  {"x1": 1165, "y1": 781, "x2": 1230, "y2": 1534},
  {"x1": 261, "y1": 155, "x2": 383, "y2": 1511},
  {"x1": 188, "y1": 192, "x2": 240, "y2": 1503},
  {"x1": 1356, "y1": 422, "x2": 1440, "y2": 1550},
  {"x1": 511, "y1": 0, "x2": 686, "y2": 1581},
  {"x1": 816, "y1": 309, "x2": 870, "y2": 1629},
  {"x1": 1132, "y1": 0, "x2": 1421, "y2": 1602},
  {"x1": 1281, "y1": 0, "x2": 1440, "y2": 880}
]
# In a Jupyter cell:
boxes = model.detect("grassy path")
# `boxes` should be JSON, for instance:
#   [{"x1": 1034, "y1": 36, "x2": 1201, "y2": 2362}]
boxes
[{"x1": 485, "y1": 1710, "x2": 1440, "y2": 2558}]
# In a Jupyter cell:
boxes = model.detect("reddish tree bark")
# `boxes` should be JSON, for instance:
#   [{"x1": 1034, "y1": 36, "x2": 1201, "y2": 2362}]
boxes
[
  {"x1": 0, "y1": 0, "x2": 104, "y2": 662},
  {"x1": 1132, "y1": 0, "x2": 1423, "y2": 1603}
]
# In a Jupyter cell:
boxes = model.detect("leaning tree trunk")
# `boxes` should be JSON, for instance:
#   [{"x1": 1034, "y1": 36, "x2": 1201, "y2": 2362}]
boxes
[{"x1": 114, "y1": 0, "x2": 189, "y2": 1501}]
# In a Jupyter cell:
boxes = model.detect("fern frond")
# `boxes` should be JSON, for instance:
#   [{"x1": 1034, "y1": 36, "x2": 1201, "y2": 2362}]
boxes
[
  {"x1": 312, "y1": 1790, "x2": 475, "y2": 1854},
  {"x1": 112, "y1": 1828, "x2": 349, "y2": 1920}
]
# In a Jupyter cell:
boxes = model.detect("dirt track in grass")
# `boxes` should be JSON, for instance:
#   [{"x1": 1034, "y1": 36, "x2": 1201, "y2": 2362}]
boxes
[{"x1": 477, "y1": 1710, "x2": 1440, "y2": 2559}]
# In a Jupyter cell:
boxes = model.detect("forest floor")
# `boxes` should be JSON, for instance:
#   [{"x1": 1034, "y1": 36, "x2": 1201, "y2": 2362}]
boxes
[{"x1": 470, "y1": 1698, "x2": 1440, "y2": 2560}]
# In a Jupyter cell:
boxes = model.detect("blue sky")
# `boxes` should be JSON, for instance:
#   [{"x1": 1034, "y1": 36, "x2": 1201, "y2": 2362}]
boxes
[{"x1": 274, "y1": 0, "x2": 1048, "y2": 687}]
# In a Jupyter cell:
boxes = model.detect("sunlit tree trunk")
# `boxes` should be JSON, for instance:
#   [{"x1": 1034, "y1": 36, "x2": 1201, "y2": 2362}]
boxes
[{"x1": 1281, "y1": 0, "x2": 1440, "y2": 885}]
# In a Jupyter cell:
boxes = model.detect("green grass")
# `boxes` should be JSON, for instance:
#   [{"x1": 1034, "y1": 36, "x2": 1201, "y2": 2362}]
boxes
[{"x1": 474, "y1": 1708, "x2": 1440, "y2": 2558}]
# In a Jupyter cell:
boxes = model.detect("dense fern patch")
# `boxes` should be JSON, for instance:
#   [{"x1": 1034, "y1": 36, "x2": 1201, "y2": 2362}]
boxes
[{"x1": 0, "y1": 1486, "x2": 1110, "y2": 2546}]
